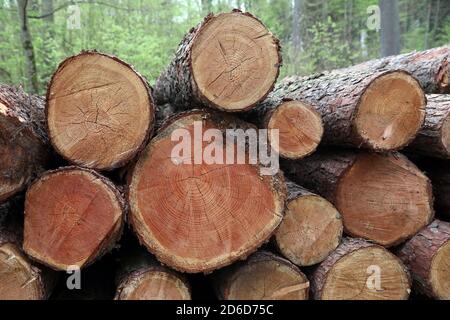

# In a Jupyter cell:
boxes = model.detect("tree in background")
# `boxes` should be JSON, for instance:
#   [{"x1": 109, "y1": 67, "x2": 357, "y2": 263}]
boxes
[{"x1": 380, "y1": 0, "x2": 400, "y2": 57}]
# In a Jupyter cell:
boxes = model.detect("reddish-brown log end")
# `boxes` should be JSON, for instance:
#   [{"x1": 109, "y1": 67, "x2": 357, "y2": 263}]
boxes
[
  {"x1": 267, "y1": 100, "x2": 323, "y2": 159},
  {"x1": 23, "y1": 167, "x2": 125, "y2": 271},
  {"x1": 128, "y1": 111, "x2": 286, "y2": 273}
]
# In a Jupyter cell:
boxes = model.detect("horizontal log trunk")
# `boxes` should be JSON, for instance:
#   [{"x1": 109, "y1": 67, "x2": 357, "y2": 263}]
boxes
[
  {"x1": 115, "y1": 248, "x2": 191, "y2": 300},
  {"x1": 46, "y1": 51, "x2": 155, "y2": 171},
  {"x1": 345, "y1": 45, "x2": 450, "y2": 93},
  {"x1": 277, "y1": 70, "x2": 426, "y2": 151},
  {"x1": 311, "y1": 238, "x2": 411, "y2": 300},
  {"x1": 154, "y1": 10, "x2": 281, "y2": 112},
  {"x1": 213, "y1": 251, "x2": 309, "y2": 300},
  {"x1": 0, "y1": 84, "x2": 50, "y2": 203},
  {"x1": 282, "y1": 150, "x2": 434, "y2": 247},
  {"x1": 273, "y1": 180, "x2": 342, "y2": 266},
  {"x1": 23, "y1": 167, "x2": 125, "y2": 271},
  {"x1": 407, "y1": 95, "x2": 450, "y2": 159},
  {"x1": 244, "y1": 98, "x2": 323, "y2": 159},
  {"x1": 0, "y1": 198, "x2": 56, "y2": 300},
  {"x1": 128, "y1": 110, "x2": 286, "y2": 273},
  {"x1": 398, "y1": 220, "x2": 450, "y2": 299}
]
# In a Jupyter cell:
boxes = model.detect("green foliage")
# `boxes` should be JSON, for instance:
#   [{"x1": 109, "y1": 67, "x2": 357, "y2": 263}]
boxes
[{"x1": 0, "y1": 0, "x2": 449, "y2": 94}]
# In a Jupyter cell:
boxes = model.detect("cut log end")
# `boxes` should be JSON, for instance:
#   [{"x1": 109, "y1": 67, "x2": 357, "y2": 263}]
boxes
[
  {"x1": 191, "y1": 12, "x2": 280, "y2": 111},
  {"x1": 355, "y1": 71, "x2": 426, "y2": 150},
  {"x1": 268, "y1": 101, "x2": 323, "y2": 159},
  {"x1": 431, "y1": 240, "x2": 450, "y2": 299},
  {"x1": 336, "y1": 153, "x2": 433, "y2": 247},
  {"x1": 0, "y1": 243, "x2": 44, "y2": 300},
  {"x1": 47, "y1": 51, "x2": 154, "y2": 170},
  {"x1": 319, "y1": 244, "x2": 410, "y2": 300},
  {"x1": 129, "y1": 111, "x2": 286, "y2": 273},
  {"x1": 116, "y1": 270, "x2": 191, "y2": 300},
  {"x1": 275, "y1": 193, "x2": 342, "y2": 266},
  {"x1": 216, "y1": 252, "x2": 309, "y2": 300},
  {"x1": 23, "y1": 168, "x2": 124, "y2": 270}
]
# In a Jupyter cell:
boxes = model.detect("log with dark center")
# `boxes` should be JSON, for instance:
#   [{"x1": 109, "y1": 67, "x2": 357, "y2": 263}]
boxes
[
  {"x1": 154, "y1": 10, "x2": 281, "y2": 112},
  {"x1": 115, "y1": 248, "x2": 191, "y2": 300},
  {"x1": 274, "y1": 180, "x2": 343, "y2": 266},
  {"x1": 407, "y1": 95, "x2": 450, "y2": 159},
  {"x1": 277, "y1": 70, "x2": 426, "y2": 151},
  {"x1": 398, "y1": 220, "x2": 450, "y2": 300},
  {"x1": 23, "y1": 167, "x2": 125, "y2": 271},
  {"x1": 283, "y1": 150, "x2": 434, "y2": 247},
  {"x1": 244, "y1": 99, "x2": 323, "y2": 159},
  {"x1": 0, "y1": 84, "x2": 49, "y2": 203},
  {"x1": 213, "y1": 251, "x2": 309, "y2": 300},
  {"x1": 311, "y1": 238, "x2": 411, "y2": 300},
  {"x1": 128, "y1": 110, "x2": 286, "y2": 273},
  {"x1": 0, "y1": 198, "x2": 55, "y2": 300},
  {"x1": 344, "y1": 45, "x2": 450, "y2": 94},
  {"x1": 46, "y1": 51, "x2": 155, "y2": 171}
]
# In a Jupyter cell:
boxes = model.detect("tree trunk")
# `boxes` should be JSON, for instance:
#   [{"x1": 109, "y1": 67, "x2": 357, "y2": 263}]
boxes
[
  {"x1": 0, "y1": 84, "x2": 50, "y2": 203},
  {"x1": 128, "y1": 110, "x2": 286, "y2": 273},
  {"x1": 407, "y1": 95, "x2": 450, "y2": 159},
  {"x1": 244, "y1": 98, "x2": 323, "y2": 159},
  {"x1": 46, "y1": 51, "x2": 155, "y2": 171},
  {"x1": 379, "y1": 0, "x2": 401, "y2": 57},
  {"x1": 292, "y1": 0, "x2": 302, "y2": 52},
  {"x1": 41, "y1": 0, "x2": 55, "y2": 83},
  {"x1": 311, "y1": 238, "x2": 411, "y2": 300},
  {"x1": 282, "y1": 150, "x2": 434, "y2": 247},
  {"x1": 115, "y1": 248, "x2": 191, "y2": 300},
  {"x1": 277, "y1": 69, "x2": 426, "y2": 151},
  {"x1": 154, "y1": 10, "x2": 281, "y2": 112},
  {"x1": 213, "y1": 251, "x2": 309, "y2": 300},
  {"x1": 346, "y1": 45, "x2": 450, "y2": 93},
  {"x1": 0, "y1": 198, "x2": 56, "y2": 300},
  {"x1": 17, "y1": 0, "x2": 39, "y2": 94},
  {"x1": 23, "y1": 167, "x2": 125, "y2": 271},
  {"x1": 398, "y1": 220, "x2": 450, "y2": 299},
  {"x1": 273, "y1": 180, "x2": 343, "y2": 267}
]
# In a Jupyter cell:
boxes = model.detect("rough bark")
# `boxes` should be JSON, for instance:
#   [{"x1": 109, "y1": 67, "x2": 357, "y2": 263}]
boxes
[
  {"x1": 0, "y1": 197, "x2": 56, "y2": 300},
  {"x1": 0, "y1": 84, "x2": 50, "y2": 203},
  {"x1": 278, "y1": 69, "x2": 425, "y2": 151},
  {"x1": 115, "y1": 248, "x2": 191, "y2": 300},
  {"x1": 311, "y1": 238, "x2": 411, "y2": 300},
  {"x1": 407, "y1": 94, "x2": 450, "y2": 159},
  {"x1": 213, "y1": 251, "x2": 309, "y2": 300},
  {"x1": 282, "y1": 150, "x2": 434, "y2": 247},
  {"x1": 398, "y1": 220, "x2": 450, "y2": 299},
  {"x1": 244, "y1": 97, "x2": 323, "y2": 159},
  {"x1": 46, "y1": 50, "x2": 155, "y2": 171},
  {"x1": 23, "y1": 167, "x2": 126, "y2": 271},
  {"x1": 345, "y1": 45, "x2": 450, "y2": 93},
  {"x1": 128, "y1": 110, "x2": 286, "y2": 273},
  {"x1": 154, "y1": 10, "x2": 281, "y2": 112},
  {"x1": 273, "y1": 180, "x2": 343, "y2": 266}
]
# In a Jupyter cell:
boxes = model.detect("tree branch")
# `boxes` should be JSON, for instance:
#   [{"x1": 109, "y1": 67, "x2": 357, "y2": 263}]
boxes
[{"x1": 27, "y1": 0, "x2": 138, "y2": 19}]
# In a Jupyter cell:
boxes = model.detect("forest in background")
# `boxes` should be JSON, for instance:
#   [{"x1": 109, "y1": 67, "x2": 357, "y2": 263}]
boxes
[{"x1": 0, "y1": 0, "x2": 449, "y2": 95}]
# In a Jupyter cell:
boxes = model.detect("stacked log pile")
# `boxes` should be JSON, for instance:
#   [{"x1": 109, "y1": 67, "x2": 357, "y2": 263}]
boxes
[{"x1": 0, "y1": 10, "x2": 449, "y2": 300}]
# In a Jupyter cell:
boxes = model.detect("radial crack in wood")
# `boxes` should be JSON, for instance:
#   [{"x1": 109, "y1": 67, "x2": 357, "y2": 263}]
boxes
[{"x1": 46, "y1": 51, "x2": 155, "y2": 171}]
